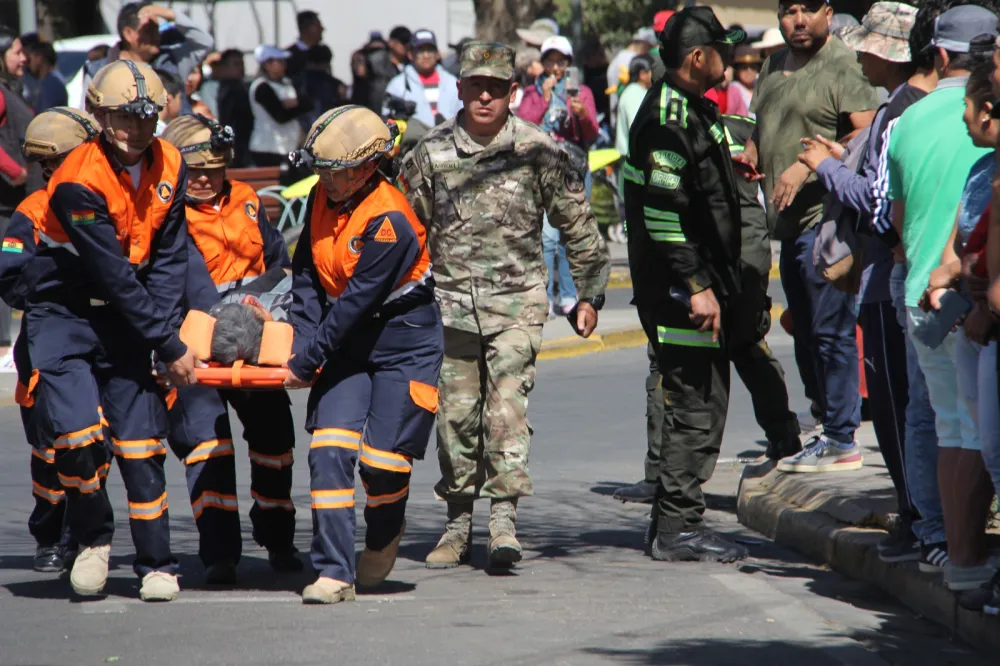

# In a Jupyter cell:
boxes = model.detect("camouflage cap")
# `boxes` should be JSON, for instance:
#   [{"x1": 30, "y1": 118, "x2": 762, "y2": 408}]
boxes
[
  {"x1": 839, "y1": 2, "x2": 917, "y2": 63},
  {"x1": 460, "y1": 41, "x2": 515, "y2": 80}
]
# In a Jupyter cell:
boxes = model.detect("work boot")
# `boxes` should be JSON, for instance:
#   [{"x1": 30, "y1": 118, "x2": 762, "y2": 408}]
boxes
[
  {"x1": 651, "y1": 527, "x2": 748, "y2": 563},
  {"x1": 69, "y1": 544, "x2": 111, "y2": 596},
  {"x1": 487, "y1": 499, "x2": 522, "y2": 569},
  {"x1": 139, "y1": 571, "x2": 180, "y2": 602},
  {"x1": 612, "y1": 480, "x2": 658, "y2": 504},
  {"x1": 34, "y1": 545, "x2": 65, "y2": 573},
  {"x1": 268, "y1": 546, "x2": 304, "y2": 572},
  {"x1": 302, "y1": 577, "x2": 356, "y2": 604},
  {"x1": 357, "y1": 520, "x2": 405, "y2": 588},
  {"x1": 205, "y1": 561, "x2": 239, "y2": 586},
  {"x1": 426, "y1": 502, "x2": 473, "y2": 569}
]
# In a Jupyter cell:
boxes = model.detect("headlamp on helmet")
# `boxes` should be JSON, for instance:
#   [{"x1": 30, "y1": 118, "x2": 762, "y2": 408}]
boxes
[
  {"x1": 289, "y1": 105, "x2": 399, "y2": 171},
  {"x1": 87, "y1": 60, "x2": 166, "y2": 119},
  {"x1": 177, "y1": 115, "x2": 236, "y2": 157}
]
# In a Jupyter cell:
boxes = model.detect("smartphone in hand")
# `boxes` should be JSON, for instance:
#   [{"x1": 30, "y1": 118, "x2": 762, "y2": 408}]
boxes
[
  {"x1": 566, "y1": 66, "x2": 581, "y2": 96},
  {"x1": 731, "y1": 158, "x2": 762, "y2": 179}
]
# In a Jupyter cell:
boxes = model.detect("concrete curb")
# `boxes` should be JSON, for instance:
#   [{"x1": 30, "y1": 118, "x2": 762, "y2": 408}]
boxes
[
  {"x1": 737, "y1": 462, "x2": 1000, "y2": 653},
  {"x1": 538, "y1": 326, "x2": 648, "y2": 361}
]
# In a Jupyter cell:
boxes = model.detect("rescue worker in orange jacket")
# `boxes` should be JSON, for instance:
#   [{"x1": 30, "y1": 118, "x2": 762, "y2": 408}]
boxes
[
  {"x1": 26, "y1": 60, "x2": 198, "y2": 602},
  {"x1": 0, "y1": 107, "x2": 102, "y2": 574},
  {"x1": 287, "y1": 106, "x2": 444, "y2": 604},
  {"x1": 160, "y1": 114, "x2": 300, "y2": 584}
]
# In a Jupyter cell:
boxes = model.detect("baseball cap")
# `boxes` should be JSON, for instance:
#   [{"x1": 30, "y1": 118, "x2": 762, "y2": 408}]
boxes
[
  {"x1": 540, "y1": 35, "x2": 574, "y2": 60},
  {"x1": 653, "y1": 10, "x2": 675, "y2": 34},
  {"x1": 254, "y1": 44, "x2": 291, "y2": 64},
  {"x1": 633, "y1": 27, "x2": 658, "y2": 47},
  {"x1": 659, "y1": 7, "x2": 745, "y2": 67},
  {"x1": 839, "y1": 2, "x2": 917, "y2": 63},
  {"x1": 732, "y1": 44, "x2": 763, "y2": 65},
  {"x1": 412, "y1": 29, "x2": 437, "y2": 49},
  {"x1": 750, "y1": 27, "x2": 785, "y2": 50},
  {"x1": 460, "y1": 40, "x2": 515, "y2": 80},
  {"x1": 516, "y1": 18, "x2": 560, "y2": 47},
  {"x1": 928, "y1": 5, "x2": 999, "y2": 53}
]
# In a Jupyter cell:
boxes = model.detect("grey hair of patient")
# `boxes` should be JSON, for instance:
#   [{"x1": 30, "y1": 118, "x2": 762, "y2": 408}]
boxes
[{"x1": 210, "y1": 303, "x2": 264, "y2": 365}]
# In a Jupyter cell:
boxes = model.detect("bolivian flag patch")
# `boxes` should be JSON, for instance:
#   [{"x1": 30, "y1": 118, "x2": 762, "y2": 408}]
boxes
[
  {"x1": 70, "y1": 210, "x2": 96, "y2": 226},
  {"x1": 1, "y1": 238, "x2": 23, "y2": 253}
]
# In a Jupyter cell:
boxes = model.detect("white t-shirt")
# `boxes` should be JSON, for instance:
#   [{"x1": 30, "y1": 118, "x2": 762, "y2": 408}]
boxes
[{"x1": 127, "y1": 162, "x2": 142, "y2": 190}]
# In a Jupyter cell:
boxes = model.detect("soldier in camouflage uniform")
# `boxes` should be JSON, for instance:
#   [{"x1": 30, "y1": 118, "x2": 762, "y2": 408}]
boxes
[{"x1": 402, "y1": 41, "x2": 610, "y2": 570}]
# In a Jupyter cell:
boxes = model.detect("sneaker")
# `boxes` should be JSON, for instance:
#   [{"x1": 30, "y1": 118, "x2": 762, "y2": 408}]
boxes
[
  {"x1": 797, "y1": 408, "x2": 821, "y2": 433},
  {"x1": 611, "y1": 480, "x2": 658, "y2": 504},
  {"x1": 70, "y1": 544, "x2": 111, "y2": 596},
  {"x1": 34, "y1": 545, "x2": 65, "y2": 573},
  {"x1": 776, "y1": 436, "x2": 863, "y2": 473},
  {"x1": 944, "y1": 562, "x2": 998, "y2": 592},
  {"x1": 918, "y1": 542, "x2": 949, "y2": 573},
  {"x1": 651, "y1": 527, "x2": 748, "y2": 563},
  {"x1": 139, "y1": 571, "x2": 180, "y2": 602},
  {"x1": 877, "y1": 533, "x2": 920, "y2": 564},
  {"x1": 302, "y1": 577, "x2": 355, "y2": 604},
  {"x1": 205, "y1": 562, "x2": 238, "y2": 585},
  {"x1": 268, "y1": 547, "x2": 304, "y2": 572}
]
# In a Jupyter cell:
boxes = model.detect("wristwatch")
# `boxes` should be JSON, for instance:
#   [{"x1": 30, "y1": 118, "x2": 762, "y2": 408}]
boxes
[{"x1": 580, "y1": 295, "x2": 606, "y2": 311}]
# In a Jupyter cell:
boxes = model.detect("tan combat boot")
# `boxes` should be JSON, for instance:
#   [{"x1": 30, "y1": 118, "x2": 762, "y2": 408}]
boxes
[
  {"x1": 488, "y1": 498, "x2": 522, "y2": 569},
  {"x1": 70, "y1": 544, "x2": 111, "y2": 596},
  {"x1": 356, "y1": 520, "x2": 405, "y2": 588},
  {"x1": 425, "y1": 502, "x2": 472, "y2": 569},
  {"x1": 139, "y1": 571, "x2": 180, "y2": 602},
  {"x1": 302, "y1": 577, "x2": 356, "y2": 604}
]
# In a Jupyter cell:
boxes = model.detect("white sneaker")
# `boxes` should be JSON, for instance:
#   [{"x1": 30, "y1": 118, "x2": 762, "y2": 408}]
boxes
[
  {"x1": 139, "y1": 571, "x2": 180, "y2": 602},
  {"x1": 70, "y1": 544, "x2": 111, "y2": 596}
]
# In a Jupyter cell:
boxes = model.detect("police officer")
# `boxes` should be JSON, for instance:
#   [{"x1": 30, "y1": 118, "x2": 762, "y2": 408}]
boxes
[
  {"x1": 0, "y1": 107, "x2": 101, "y2": 573},
  {"x1": 613, "y1": 113, "x2": 801, "y2": 505},
  {"x1": 622, "y1": 7, "x2": 747, "y2": 563},
  {"x1": 286, "y1": 106, "x2": 443, "y2": 604},
  {"x1": 160, "y1": 114, "x2": 300, "y2": 583},
  {"x1": 27, "y1": 60, "x2": 198, "y2": 601}
]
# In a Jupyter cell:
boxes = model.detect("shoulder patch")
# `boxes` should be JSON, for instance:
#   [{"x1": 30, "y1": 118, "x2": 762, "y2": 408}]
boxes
[
  {"x1": 156, "y1": 181, "x2": 174, "y2": 203},
  {"x1": 70, "y1": 210, "x2": 96, "y2": 226},
  {"x1": 2, "y1": 238, "x2": 24, "y2": 253},
  {"x1": 650, "y1": 171, "x2": 681, "y2": 191},
  {"x1": 651, "y1": 151, "x2": 687, "y2": 170},
  {"x1": 244, "y1": 200, "x2": 258, "y2": 220},
  {"x1": 348, "y1": 236, "x2": 364, "y2": 254},
  {"x1": 373, "y1": 217, "x2": 398, "y2": 243}
]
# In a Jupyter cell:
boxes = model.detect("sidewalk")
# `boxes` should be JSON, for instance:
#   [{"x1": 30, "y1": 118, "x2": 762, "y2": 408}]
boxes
[{"x1": 737, "y1": 433, "x2": 1000, "y2": 653}]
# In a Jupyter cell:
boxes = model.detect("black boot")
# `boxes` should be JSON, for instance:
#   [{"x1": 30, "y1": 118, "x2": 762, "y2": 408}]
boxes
[
  {"x1": 612, "y1": 480, "x2": 658, "y2": 504},
  {"x1": 205, "y1": 561, "x2": 239, "y2": 585},
  {"x1": 651, "y1": 527, "x2": 748, "y2": 563},
  {"x1": 268, "y1": 546, "x2": 304, "y2": 572},
  {"x1": 33, "y1": 545, "x2": 65, "y2": 573}
]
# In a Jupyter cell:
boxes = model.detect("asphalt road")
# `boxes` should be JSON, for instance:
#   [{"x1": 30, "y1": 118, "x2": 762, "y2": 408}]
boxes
[{"x1": 0, "y1": 318, "x2": 989, "y2": 665}]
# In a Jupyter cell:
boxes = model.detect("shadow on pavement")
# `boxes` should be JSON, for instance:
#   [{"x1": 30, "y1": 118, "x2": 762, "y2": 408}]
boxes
[{"x1": 588, "y1": 481, "x2": 631, "y2": 498}]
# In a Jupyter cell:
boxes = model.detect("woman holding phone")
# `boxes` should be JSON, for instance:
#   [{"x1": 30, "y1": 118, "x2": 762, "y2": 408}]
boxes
[{"x1": 516, "y1": 35, "x2": 599, "y2": 316}]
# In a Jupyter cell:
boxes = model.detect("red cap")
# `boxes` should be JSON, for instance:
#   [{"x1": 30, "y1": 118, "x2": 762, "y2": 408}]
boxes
[{"x1": 653, "y1": 10, "x2": 675, "y2": 33}]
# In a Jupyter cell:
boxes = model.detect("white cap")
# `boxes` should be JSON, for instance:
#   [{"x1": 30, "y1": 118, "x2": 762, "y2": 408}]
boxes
[
  {"x1": 540, "y1": 35, "x2": 573, "y2": 60},
  {"x1": 633, "y1": 27, "x2": 658, "y2": 46},
  {"x1": 254, "y1": 44, "x2": 292, "y2": 64},
  {"x1": 750, "y1": 27, "x2": 785, "y2": 50}
]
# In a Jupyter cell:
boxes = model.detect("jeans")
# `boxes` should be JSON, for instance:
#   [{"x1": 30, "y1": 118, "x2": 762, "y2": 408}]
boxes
[
  {"x1": 542, "y1": 215, "x2": 578, "y2": 308},
  {"x1": 779, "y1": 226, "x2": 861, "y2": 442},
  {"x1": 890, "y1": 264, "x2": 945, "y2": 545},
  {"x1": 906, "y1": 307, "x2": 979, "y2": 451},
  {"x1": 954, "y1": 333, "x2": 999, "y2": 488}
]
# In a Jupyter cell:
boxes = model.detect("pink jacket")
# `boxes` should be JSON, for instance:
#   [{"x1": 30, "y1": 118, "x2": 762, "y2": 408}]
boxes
[{"x1": 517, "y1": 83, "x2": 599, "y2": 146}]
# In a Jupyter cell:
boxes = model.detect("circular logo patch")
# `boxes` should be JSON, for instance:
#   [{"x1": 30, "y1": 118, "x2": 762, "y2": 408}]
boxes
[
  {"x1": 348, "y1": 236, "x2": 364, "y2": 254},
  {"x1": 156, "y1": 181, "x2": 174, "y2": 203},
  {"x1": 244, "y1": 200, "x2": 258, "y2": 220}
]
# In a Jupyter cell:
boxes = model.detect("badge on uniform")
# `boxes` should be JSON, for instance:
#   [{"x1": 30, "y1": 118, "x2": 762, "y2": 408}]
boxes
[
  {"x1": 156, "y1": 181, "x2": 174, "y2": 203},
  {"x1": 1, "y1": 238, "x2": 23, "y2": 253},
  {"x1": 349, "y1": 236, "x2": 364, "y2": 254},
  {"x1": 244, "y1": 200, "x2": 258, "y2": 221},
  {"x1": 373, "y1": 217, "x2": 397, "y2": 243},
  {"x1": 564, "y1": 168, "x2": 585, "y2": 194},
  {"x1": 70, "y1": 210, "x2": 96, "y2": 226}
]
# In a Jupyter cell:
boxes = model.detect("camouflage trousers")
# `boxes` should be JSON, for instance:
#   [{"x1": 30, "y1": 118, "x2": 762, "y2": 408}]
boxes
[{"x1": 433, "y1": 325, "x2": 543, "y2": 501}]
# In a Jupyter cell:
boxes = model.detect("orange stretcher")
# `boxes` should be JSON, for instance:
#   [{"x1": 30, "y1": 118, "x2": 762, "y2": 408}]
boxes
[{"x1": 179, "y1": 309, "x2": 296, "y2": 389}]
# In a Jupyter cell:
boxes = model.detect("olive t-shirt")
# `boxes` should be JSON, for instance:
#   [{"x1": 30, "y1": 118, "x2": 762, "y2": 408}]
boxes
[{"x1": 750, "y1": 38, "x2": 879, "y2": 241}]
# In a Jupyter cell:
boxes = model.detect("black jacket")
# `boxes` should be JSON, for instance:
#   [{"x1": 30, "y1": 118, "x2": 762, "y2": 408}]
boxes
[{"x1": 623, "y1": 78, "x2": 742, "y2": 306}]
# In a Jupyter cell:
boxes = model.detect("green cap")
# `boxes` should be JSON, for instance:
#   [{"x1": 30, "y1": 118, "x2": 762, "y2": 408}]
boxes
[{"x1": 460, "y1": 41, "x2": 515, "y2": 80}]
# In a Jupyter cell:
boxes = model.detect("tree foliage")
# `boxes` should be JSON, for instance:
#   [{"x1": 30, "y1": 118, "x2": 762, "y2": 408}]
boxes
[
  {"x1": 473, "y1": 0, "x2": 557, "y2": 44},
  {"x1": 553, "y1": 0, "x2": 678, "y2": 49}
]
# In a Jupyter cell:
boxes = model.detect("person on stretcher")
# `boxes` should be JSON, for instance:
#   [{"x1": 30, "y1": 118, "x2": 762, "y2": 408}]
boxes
[{"x1": 161, "y1": 115, "x2": 301, "y2": 585}]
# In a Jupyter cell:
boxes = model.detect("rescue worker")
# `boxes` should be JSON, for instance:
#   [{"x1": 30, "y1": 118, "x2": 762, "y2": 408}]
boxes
[
  {"x1": 286, "y1": 105, "x2": 443, "y2": 604},
  {"x1": 622, "y1": 8, "x2": 747, "y2": 562},
  {"x1": 612, "y1": 113, "x2": 801, "y2": 505},
  {"x1": 0, "y1": 107, "x2": 101, "y2": 572},
  {"x1": 26, "y1": 60, "x2": 198, "y2": 601},
  {"x1": 403, "y1": 42, "x2": 609, "y2": 571},
  {"x1": 160, "y1": 114, "x2": 301, "y2": 583}
]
